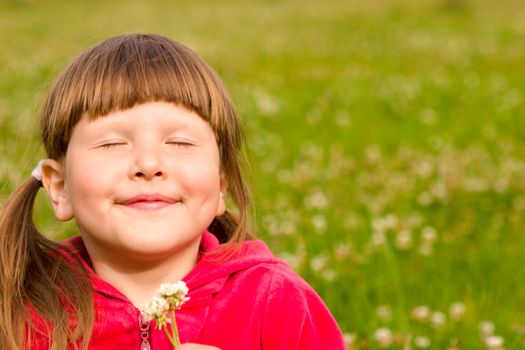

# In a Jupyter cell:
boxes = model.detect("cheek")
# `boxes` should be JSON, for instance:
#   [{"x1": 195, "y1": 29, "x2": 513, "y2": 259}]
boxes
[
  {"x1": 179, "y1": 161, "x2": 222, "y2": 195},
  {"x1": 65, "y1": 162, "x2": 115, "y2": 204}
]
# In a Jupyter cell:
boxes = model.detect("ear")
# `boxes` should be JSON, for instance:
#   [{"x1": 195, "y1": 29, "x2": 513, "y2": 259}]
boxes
[
  {"x1": 216, "y1": 173, "x2": 228, "y2": 216},
  {"x1": 41, "y1": 159, "x2": 74, "y2": 221}
]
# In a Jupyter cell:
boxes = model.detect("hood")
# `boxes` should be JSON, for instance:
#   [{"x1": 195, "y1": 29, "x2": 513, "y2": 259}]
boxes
[{"x1": 63, "y1": 232, "x2": 288, "y2": 309}]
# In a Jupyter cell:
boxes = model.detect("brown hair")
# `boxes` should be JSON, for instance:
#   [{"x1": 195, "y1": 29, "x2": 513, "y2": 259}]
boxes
[{"x1": 0, "y1": 33, "x2": 253, "y2": 349}]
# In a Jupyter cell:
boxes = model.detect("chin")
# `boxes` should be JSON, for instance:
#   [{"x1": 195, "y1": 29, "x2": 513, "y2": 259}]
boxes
[{"x1": 120, "y1": 233, "x2": 198, "y2": 254}]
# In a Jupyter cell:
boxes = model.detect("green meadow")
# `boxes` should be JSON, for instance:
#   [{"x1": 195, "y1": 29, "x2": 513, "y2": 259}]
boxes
[{"x1": 1, "y1": 0, "x2": 524, "y2": 348}]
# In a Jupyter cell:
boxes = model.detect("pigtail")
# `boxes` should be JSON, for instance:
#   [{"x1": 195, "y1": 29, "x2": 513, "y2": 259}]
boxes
[{"x1": 0, "y1": 178, "x2": 94, "y2": 350}]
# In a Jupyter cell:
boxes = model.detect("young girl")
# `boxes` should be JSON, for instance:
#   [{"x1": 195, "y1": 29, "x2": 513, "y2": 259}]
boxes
[{"x1": 0, "y1": 34, "x2": 346, "y2": 350}]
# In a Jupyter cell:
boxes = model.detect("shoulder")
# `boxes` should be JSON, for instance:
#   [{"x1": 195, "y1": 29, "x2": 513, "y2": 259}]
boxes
[
  {"x1": 247, "y1": 260, "x2": 319, "y2": 303},
  {"x1": 250, "y1": 260, "x2": 347, "y2": 349},
  {"x1": 217, "y1": 239, "x2": 325, "y2": 303}
]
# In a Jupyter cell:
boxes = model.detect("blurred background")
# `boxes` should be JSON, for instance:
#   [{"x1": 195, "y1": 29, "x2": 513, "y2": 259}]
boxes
[{"x1": 1, "y1": 0, "x2": 524, "y2": 348}]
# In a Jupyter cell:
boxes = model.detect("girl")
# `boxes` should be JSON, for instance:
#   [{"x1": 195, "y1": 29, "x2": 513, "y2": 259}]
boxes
[{"x1": 0, "y1": 34, "x2": 346, "y2": 350}]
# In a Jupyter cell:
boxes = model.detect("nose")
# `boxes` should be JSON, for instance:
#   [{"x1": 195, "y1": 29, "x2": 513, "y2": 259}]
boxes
[{"x1": 130, "y1": 145, "x2": 166, "y2": 180}]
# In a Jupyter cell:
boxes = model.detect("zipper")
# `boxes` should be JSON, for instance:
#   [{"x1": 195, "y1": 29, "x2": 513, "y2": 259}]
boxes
[{"x1": 139, "y1": 312, "x2": 151, "y2": 350}]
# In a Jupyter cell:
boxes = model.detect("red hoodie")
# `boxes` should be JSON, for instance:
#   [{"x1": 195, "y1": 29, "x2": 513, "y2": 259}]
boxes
[{"x1": 31, "y1": 232, "x2": 346, "y2": 349}]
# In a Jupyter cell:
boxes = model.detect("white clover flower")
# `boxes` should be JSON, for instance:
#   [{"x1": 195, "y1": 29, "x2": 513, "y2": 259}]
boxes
[
  {"x1": 374, "y1": 327, "x2": 394, "y2": 348},
  {"x1": 411, "y1": 306, "x2": 431, "y2": 322},
  {"x1": 372, "y1": 230, "x2": 387, "y2": 246},
  {"x1": 311, "y1": 214, "x2": 327, "y2": 233},
  {"x1": 480, "y1": 321, "x2": 496, "y2": 336},
  {"x1": 310, "y1": 254, "x2": 328, "y2": 272},
  {"x1": 365, "y1": 144, "x2": 382, "y2": 163},
  {"x1": 334, "y1": 243, "x2": 352, "y2": 260},
  {"x1": 421, "y1": 226, "x2": 437, "y2": 243},
  {"x1": 414, "y1": 336, "x2": 431, "y2": 348},
  {"x1": 143, "y1": 281, "x2": 190, "y2": 347},
  {"x1": 419, "y1": 242, "x2": 434, "y2": 256},
  {"x1": 158, "y1": 281, "x2": 189, "y2": 298},
  {"x1": 418, "y1": 191, "x2": 433, "y2": 206},
  {"x1": 383, "y1": 214, "x2": 399, "y2": 229},
  {"x1": 449, "y1": 302, "x2": 466, "y2": 321},
  {"x1": 372, "y1": 217, "x2": 387, "y2": 233},
  {"x1": 158, "y1": 281, "x2": 190, "y2": 310},
  {"x1": 343, "y1": 332, "x2": 357, "y2": 347},
  {"x1": 279, "y1": 251, "x2": 303, "y2": 271},
  {"x1": 430, "y1": 311, "x2": 446, "y2": 329},
  {"x1": 484, "y1": 335, "x2": 504, "y2": 349},
  {"x1": 304, "y1": 189, "x2": 329, "y2": 210},
  {"x1": 321, "y1": 268, "x2": 337, "y2": 281},
  {"x1": 376, "y1": 305, "x2": 392, "y2": 321},
  {"x1": 395, "y1": 229, "x2": 413, "y2": 250},
  {"x1": 143, "y1": 295, "x2": 170, "y2": 327}
]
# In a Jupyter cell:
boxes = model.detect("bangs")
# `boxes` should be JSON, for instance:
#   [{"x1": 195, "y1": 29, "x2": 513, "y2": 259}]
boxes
[
  {"x1": 43, "y1": 34, "x2": 235, "y2": 158},
  {"x1": 80, "y1": 35, "x2": 214, "y2": 119}
]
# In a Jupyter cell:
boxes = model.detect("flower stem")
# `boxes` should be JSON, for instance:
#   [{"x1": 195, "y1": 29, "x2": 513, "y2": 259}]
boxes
[
  {"x1": 163, "y1": 325, "x2": 176, "y2": 346},
  {"x1": 170, "y1": 310, "x2": 181, "y2": 347}
]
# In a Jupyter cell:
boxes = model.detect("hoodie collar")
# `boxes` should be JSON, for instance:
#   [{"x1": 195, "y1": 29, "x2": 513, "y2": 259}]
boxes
[{"x1": 62, "y1": 232, "x2": 285, "y2": 306}]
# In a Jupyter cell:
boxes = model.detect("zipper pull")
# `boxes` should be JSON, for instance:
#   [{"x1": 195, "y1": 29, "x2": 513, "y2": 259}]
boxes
[
  {"x1": 139, "y1": 313, "x2": 151, "y2": 350},
  {"x1": 140, "y1": 340, "x2": 151, "y2": 350}
]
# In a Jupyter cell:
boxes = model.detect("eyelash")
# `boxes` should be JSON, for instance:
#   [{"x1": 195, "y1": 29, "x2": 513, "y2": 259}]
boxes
[
  {"x1": 98, "y1": 141, "x2": 193, "y2": 149},
  {"x1": 100, "y1": 142, "x2": 127, "y2": 149},
  {"x1": 167, "y1": 141, "x2": 192, "y2": 148}
]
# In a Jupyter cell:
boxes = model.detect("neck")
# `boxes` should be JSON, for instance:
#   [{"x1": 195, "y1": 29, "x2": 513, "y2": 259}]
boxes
[{"x1": 86, "y1": 244, "x2": 199, "y2": 309}]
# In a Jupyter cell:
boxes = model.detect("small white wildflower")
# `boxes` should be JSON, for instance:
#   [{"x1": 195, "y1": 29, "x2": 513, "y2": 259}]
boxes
[
  {"x1": 372, "y1": 215, "x2": 398, "y2": 232},
  {"x1": 322, "y1": 268, "x2": 337, "y2": 281},
  {"x1": 418, "y1": 191, "x2": 433, "y2": 206},
  {"x1": 158, "y1": 281, "x2": 190, "y2": 310},
  {"x1": 310, "y1": 254, "x2": 328, "y2": 272},
  {"x1": 144, "y1": 282, "x2": 190, "y2": 347},
  {"x1": 383, "y1": 214, "x2": 398, "y2": 229},
  {"x1": 419, "y1": 242, "x2": 434, "y2": 256},
  {"x1": 311, "y1": 214, "x2": 327, "y2": 233},
  {"x1": 480, "y1": 321, "x2": 495, "y2": 336},
  {"x1": 279, "y1": 251, "x2": 303, "y2": 271},
  {"x1": 421, "y1": 226, "x2": 437, "y2": 243},
  {"x1": 158, "y1": 281, "x2": 189, "y2": 297},
  {"x1": 365, "y1": 144, "x2": 382, "y2": 163},
  {"x1": 280, "y1": 219, "x2": 296, "y2": 235},
  {"x1": 335, "y1": 109, "x2": 351, "y2": 127},
  {"x1": 431, "y1": 311, "x2": 446, "y2": 329},
  {"x1": 343, "y1": 332, "x2": 357, "y2": 347},
  {"x1": 376, "y1": 305, "x2": 392, "y2": 321},
  {"x1": 449, "y1": 302, "x2": 466, "y2": 321},
  {"x1": 304, "y1": 189, "x2": 329, "y2": 210},
  {"x1": 406, "y1": 212, "x2": 424, "y2": 228},
  {"x1": 411, "y1": 306, "x2": 431, "y2": 322},
  {"x1": 334, "y1": 243, "x2": 352, "y2": 260},
  {"x1": 143, "y1": 295, "x2": 170, "y2": 327},
  {"x1": 395, "y1": 229, "x2": 413, "y2": 250},
  {"x1": 484, "y1": 335, "x2": 504, "y2": 349},
  {"x1": 431, "y1": 181, "x2": 447, "y2": 199},
  {"x1": 255, "y1": 90, "x2": 280, "y2": 115},
  {"x1": 372, "y1": 217, "x2": 387, "y2": 232},
  {"x1": 372, "y1": 230, "x2": 387, "y2": 246},
  {"x1": 414, "y1": 336, "x2": 431, "y2": 348},
  {"x1": 374, "y1": 327, "x2": 394, "y2": 348}
]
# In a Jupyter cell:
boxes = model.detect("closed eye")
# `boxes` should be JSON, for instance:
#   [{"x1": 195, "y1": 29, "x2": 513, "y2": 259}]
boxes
[
  {"x1": 166, "y1": 141, "x2": 194, "y2": 148},
  {"x1": 99, "y1": 142, "x2": 127, "y2": 149}
]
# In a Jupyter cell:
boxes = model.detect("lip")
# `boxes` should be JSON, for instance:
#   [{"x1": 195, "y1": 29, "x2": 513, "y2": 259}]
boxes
[{"x1": 119, "y1": 194, "x2": 177, "y2": 210}]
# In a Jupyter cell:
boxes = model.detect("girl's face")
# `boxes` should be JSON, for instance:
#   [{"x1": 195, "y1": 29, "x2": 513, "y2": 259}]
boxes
[{"x1": 43, "y1": 102, "x2": 226, "y2": 263}]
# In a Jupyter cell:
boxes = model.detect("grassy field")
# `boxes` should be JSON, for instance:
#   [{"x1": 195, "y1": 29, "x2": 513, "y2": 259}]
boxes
[{"x1": 1, "y1": 0, "x2": 525, "y2": 348}]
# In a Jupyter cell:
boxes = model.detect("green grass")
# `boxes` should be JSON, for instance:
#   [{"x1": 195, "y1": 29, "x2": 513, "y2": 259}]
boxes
[{"x1": 1, "y1": 0, "x2": 525, "y2": 348}]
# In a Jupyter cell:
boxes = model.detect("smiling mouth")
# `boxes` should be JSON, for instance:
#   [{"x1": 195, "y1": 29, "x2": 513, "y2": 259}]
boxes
[{"x1": 119, "y1": 194, "x2": 178, "y2": 210}]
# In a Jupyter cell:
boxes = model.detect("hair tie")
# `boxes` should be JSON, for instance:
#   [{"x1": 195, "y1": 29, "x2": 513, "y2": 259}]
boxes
[{"x1": 31, "y1": 160, "x2": 44, "y2": 182}]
